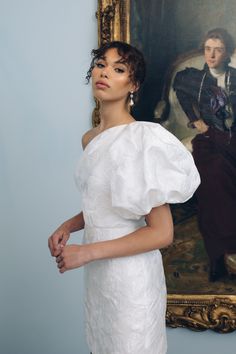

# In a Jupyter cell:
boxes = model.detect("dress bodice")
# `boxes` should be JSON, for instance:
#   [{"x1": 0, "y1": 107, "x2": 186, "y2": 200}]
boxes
[{"x1": 75, "y1": 121, "x2": 200, "y2": 230}]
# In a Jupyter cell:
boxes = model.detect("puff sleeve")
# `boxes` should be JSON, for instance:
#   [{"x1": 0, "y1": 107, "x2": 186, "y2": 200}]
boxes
[{"x1": 110, "y1": 122, "x2": 200, "y2": 219}]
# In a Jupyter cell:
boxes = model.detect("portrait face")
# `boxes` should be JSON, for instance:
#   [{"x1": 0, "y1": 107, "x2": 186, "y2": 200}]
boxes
[
  {"x1": 91, "y1": 48, "x2": 135, "y2": 103},
  {"x1": 204, "y1": 38, "x2": 228, "y2": 69}
]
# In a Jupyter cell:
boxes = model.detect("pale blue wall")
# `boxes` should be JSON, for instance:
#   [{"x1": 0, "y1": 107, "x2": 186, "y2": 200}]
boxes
[
  {"x1": 1, "y1": 1, "x2": 235, "y2": 354},
  {"x1": 1, "y1": 1, "x2": 96, "y2": 353}
]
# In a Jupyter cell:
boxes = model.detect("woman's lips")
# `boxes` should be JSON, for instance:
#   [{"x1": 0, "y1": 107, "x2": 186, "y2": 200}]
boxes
[{"x1": 95, "y1": 81, "x2": 110, "y2": 88}]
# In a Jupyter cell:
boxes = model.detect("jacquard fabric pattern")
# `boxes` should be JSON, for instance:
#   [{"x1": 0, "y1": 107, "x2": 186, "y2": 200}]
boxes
[{"x1": 75, "y1": 121, "x2": 200, "y2": 354}]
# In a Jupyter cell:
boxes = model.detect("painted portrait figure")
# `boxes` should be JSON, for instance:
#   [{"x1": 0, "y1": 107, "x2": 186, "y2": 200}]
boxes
[
  {"x1": 173, "y1": 28, "x2": 236, "y2": 282},
  {"x1": 97, "y1": 0, "x2": 236, "y2": 332}
]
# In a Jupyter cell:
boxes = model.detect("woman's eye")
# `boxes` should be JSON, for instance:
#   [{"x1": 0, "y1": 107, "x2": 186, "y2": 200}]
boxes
[
  {"x1": 96, "y1": 62, "x2": 105, "y2": 68},
  {"x1": 115, "y1": 67, "x2": 125, "y2": 73}
]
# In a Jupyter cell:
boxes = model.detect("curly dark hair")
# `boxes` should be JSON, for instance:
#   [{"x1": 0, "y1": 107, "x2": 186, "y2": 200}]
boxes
[
  {"x1": 86, "y1": 41, "x2": 146, "y2": 90},
  {"x1": 200, "y1": 28, "x2": 235, "y2": 57}
]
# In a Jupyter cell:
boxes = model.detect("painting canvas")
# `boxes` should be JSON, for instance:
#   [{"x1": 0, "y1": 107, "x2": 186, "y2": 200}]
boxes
[
  {"x1": 130, "y1": 0, "x2": 236, "y2": 118},
  {"x1": 130, "y1": 0, "x2": 236, "y2": 290},
  {"x1": 97, "y1": 0, "x2": 236, "y2": 332}
]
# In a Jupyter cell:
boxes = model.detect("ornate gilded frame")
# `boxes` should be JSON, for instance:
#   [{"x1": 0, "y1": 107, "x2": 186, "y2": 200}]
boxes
[{"x1": 96, "y1": 0, "x2": 236, "y2": 332}]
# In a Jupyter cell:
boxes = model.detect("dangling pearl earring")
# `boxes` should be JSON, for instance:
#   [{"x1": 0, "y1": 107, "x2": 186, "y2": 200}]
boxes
[{"x1": 130, "y1": 91, "x2": 134, "y2": 106}]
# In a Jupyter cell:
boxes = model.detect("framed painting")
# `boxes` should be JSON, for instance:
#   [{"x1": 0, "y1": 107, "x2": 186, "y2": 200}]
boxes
[{"x1": 96, "y1": 0, "x2": 236, "y2": 332}]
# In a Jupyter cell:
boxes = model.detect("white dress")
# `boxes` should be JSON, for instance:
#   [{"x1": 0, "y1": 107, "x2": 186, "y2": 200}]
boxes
[{"x1": 75, "y1": 121, "x2": 200, "y2": 354}]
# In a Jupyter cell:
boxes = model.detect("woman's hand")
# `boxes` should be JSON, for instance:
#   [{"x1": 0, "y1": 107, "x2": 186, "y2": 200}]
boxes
[
  {"x1": 56, "y1": 244, "x2": 92, "y2": 273},
  {"x1": 193, "y1": 119, "x2": 209, "y2": 133},
  {"x1": 48, "y1": 224, "x2": 70, "y2": 257}
]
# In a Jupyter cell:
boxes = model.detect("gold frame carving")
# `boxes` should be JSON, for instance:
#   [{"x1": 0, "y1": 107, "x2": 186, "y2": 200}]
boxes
[
  {"x1": 96, "y1": 0, "x2": 236, "y2": 332},
  {"x1": 97, "y1": 0, "x2": 130, "y2": 45}
]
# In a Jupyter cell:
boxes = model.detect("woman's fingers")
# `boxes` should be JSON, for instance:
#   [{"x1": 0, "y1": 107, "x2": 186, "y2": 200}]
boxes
[
  {"x1": 57, "y1": 260, "x2": 65, "y2": 269},
  {"x1": 48, "y1": 229, "x2": 69, "y2": 257},
  {"x1": 59, "y1": 233, "x2": 70, "y2": 247},
  {"x1": 48, "y1": 232, "x2": 60, "y2": 256},
  {"x1": 51, "y1": 232, "x2": 63, "y2": 254},
  {"x1": 56, "y1": 253, "x2": 65, "y2": 269},
  {"x1": 56, "y1": 255, "x2": 63, "y2": 263},
  {"x1": 53, "y1": 243, "x2": 64, "y2": 257},
  {"x1": 53, "y1": 244, "x2": 91, "y2": 274},
  {"x1": 48, "y1": 237, "x2": 54, "y2": 256}
]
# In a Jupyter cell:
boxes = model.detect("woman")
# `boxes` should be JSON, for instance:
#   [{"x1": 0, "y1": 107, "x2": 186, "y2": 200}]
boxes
[
  {"x1": 48, "y1": 41, "x2": 200, "y2": 354},
  {"x1": 173, "y1": 28, "x2": 236, "y2": 282}
]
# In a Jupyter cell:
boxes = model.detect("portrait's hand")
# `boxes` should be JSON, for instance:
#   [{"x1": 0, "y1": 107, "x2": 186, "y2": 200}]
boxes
[
  {"x1": 48, "y1": 224, "x2": 70, "y2": 257},
  {"x1": 56, "y1": 244, "x2": 92, "y2": 273},
  {"x1": 193, "y1": 119, "x2": 209, "y2": 133}
]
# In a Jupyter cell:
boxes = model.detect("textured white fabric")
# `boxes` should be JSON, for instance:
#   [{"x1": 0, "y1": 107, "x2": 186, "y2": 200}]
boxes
[{"x1": 75, "y1": 121, "x2": 200, "y2": 354}]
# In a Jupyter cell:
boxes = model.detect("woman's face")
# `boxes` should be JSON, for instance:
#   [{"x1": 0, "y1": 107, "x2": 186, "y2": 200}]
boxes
[
  {"x1": 204, "y1": 38, "x2": 228, "y2": 69},
  {"x1": 91, "y1": 48, "x2": 136, "y2": 104}
]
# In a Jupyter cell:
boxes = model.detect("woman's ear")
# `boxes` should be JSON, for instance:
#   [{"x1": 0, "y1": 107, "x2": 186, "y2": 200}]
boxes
[{"x1": 132, "y1": 83, "x2": 140, "y2": 93}]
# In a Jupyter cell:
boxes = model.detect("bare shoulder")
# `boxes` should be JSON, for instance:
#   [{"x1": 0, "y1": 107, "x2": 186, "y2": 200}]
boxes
[{"x1": 82, "y1": 127, "x2": 98, "y2": 150}]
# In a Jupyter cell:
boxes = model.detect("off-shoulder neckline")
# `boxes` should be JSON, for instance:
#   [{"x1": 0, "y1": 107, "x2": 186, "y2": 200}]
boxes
[{"x1": 83, "y1": 121, "x2": 138, "y2": 152}]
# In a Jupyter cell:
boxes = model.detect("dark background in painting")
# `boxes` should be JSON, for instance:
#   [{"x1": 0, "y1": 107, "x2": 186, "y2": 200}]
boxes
[{"x1": 130, "y1": 0, "x2": 236, "y2": 121}]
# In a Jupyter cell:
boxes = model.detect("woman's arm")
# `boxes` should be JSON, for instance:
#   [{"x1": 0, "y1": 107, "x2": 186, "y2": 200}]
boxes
[
  {"x1": 56, "y1": 204, "x2": 173, "y2": 273},
  {"x1": 48, "y1": 211, "x2": 85, "y2": 257}
]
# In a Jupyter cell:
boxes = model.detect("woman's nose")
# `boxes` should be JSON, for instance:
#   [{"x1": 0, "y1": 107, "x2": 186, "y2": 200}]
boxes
[{"x1": 100, "y1": 68, "x2": 108, "y2": 78}]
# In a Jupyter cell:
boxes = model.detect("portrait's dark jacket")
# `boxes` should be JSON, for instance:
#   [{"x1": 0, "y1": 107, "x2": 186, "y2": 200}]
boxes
[{"x1": 173, "y1": 64, "x2": 236, "y2": 132}]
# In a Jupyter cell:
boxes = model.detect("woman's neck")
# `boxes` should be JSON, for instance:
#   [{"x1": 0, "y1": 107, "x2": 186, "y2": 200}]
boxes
[{"x1": 98, "y1": 102, "x2": 135, "y2": 131}]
